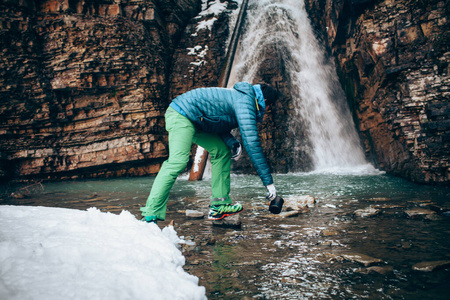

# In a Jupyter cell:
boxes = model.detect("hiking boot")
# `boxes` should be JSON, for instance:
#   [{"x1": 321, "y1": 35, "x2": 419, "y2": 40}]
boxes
[
  {"x1": 208, "y1": 203, "x2": 243, "y2": 220},
  {"x1": 141, "y1": 215, "x2": 158, "y2": 224}
]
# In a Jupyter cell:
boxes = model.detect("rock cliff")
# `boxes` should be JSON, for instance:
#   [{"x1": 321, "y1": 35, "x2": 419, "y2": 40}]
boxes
[
  {"x1": 0, "y1": 0, "x2": 448, "y2": 184},
  {"x1": 0, "y1": 0, "x2": 203, "y2": 180},
  {"x1": 305, "y1": 0, "x2": 449, "y2": 183}
]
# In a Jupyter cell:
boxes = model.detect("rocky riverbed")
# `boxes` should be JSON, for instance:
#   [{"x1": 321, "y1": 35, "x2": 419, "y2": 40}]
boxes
[{"x1": 2, "y1": 173, "x2": 449, "y2": 299}]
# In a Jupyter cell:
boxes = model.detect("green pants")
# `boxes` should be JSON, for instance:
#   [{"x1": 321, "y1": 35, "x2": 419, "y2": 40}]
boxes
[{"x1": 140, "y1": 107, "x2": 232, "y2": 220}]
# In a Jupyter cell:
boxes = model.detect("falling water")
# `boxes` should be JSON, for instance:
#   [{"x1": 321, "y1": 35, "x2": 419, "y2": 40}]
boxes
[{"x1": 229, "y1": 0, "x2": 374, "y2": 173}]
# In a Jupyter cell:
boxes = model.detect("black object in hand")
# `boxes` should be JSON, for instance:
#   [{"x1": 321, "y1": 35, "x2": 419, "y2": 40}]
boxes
[{"x1": 268, "y1": 196, "x2": 284, "y2": 214}]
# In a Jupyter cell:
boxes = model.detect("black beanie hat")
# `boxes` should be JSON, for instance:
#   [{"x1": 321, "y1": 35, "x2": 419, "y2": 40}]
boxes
[{"x1": 260, "y1": 83, "x2": 278, "y2": 104}]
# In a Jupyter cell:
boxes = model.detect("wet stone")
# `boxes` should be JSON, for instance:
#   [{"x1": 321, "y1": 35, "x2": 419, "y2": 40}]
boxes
[
  {"x1": 185, "y1": 209, "x2": 204, "y2": 219},
  {"x1": 318, "y1": 252, "x2": 344, "y2": 263},
  {"x1": 356, "y1": 266, "x2": 394, "y2": 275},
  {"x1": 367, "y1": 266, "x2": 394, "y2": 275},
  {"x1": 412, "y1": 260, "x2": 450, "y2": 272},
  {"x1": 284, "y1": 195, "x2": 315, "y2": 211},
  {"x1": 212, "y1": 214, "x2": 241, "y2": 228},
  {"x1": 341, "y1": 253, "x2": 383, "y2": 266},
  {"x1": 354, "y1": 207, "x2": 380, "y2": 217},
  {"x1": 320, "y1": 229, "x2": 340, "y2": 236},
  {"x1": 367, "y1": 197, "x2": 391, "y2": 202},
  {"x1": 260, "y1": 211, "x2": 300, "y2": 218},
  {"x1": 405, "y1": 208, "x2": 437, "y2": 219},
  {"x1": 373, "y1": 204, "x2": 405, "y2": 209},
  {"x1": 428, "y1": 203, "x2": 450, "y2": 214}
]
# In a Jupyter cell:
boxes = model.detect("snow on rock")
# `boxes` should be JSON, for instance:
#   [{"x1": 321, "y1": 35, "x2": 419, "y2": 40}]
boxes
[
  {"x1": 0, "y1": 205, "x2": 206, "y2": 300},
  {"x1": 192, "y1": 0, "x2": 228, "y2": 36},
  {"x1": 198, "y1": 0, "x2": 227, "y2": 18}
]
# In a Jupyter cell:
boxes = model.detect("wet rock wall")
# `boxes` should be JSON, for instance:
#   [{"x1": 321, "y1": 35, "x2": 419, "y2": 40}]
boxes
[
  {"x1": 305, "y1": 0, "x2": 449, "y2": 183},
  {"x1": 0, "y1": 0, "x2": 203, "y2": 180},
  {"x1": 1, "y1": 0, "x2": 448, "y2": 185}
]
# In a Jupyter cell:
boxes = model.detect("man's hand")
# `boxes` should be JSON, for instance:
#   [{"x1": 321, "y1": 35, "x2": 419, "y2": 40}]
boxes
[
  {"x1": 231, "y1": 142, "x2": 242, "y2": 161},
  {"x1": 266, "y1": 184, "x2": 277, "y2": 201}
]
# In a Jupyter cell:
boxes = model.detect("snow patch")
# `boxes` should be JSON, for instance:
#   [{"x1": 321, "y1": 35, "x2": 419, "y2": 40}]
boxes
[
  {"x1": 187, "y1": 45, "x2": 209, "y2": 69},
  {"x1": 193, "y1": 146, "x2": 206, "y2": 173},
  {"x1": 0, "y1": 205, "x2": 206, "y2": 300},
  {"x1": 192, "y1": 0, "x2": 228, "y2": 36}
]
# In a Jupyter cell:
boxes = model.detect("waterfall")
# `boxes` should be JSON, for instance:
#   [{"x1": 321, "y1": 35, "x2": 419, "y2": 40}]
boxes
[{"x1": 229, "y1": 0, "x2": 375, "y2": 174}]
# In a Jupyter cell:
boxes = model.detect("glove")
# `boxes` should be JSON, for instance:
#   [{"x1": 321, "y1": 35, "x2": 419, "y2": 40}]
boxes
[
  {"x1": 231, "y1": 142, "x2": 242, "y2": 161},
  {"x1": 266, "y1": 184, "x2": 277, "y2": 201}
]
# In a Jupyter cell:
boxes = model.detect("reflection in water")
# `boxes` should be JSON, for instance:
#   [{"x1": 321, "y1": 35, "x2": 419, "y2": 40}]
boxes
[{"x1": 1, "y1": 173, "x2": 449, "y2": 299}]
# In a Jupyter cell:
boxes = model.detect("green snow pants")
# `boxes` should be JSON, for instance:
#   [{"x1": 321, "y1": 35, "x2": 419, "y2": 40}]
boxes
[{"x1": 140, "y1": 107, "x2": 232, "y2": 220}]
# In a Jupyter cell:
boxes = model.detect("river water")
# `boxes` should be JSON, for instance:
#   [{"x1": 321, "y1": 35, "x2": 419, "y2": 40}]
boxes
[{"x1": 2, "y1": 172, "x2": 449, "y2": 299}]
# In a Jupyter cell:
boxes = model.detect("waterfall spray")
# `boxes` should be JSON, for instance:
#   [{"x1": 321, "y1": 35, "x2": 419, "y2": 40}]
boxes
[{"x1": 229, "y1": 0, "x2": 374, "y2": 173}]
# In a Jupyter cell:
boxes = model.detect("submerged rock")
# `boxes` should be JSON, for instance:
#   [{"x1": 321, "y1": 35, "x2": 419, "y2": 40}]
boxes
[
  {"x1": 412, "y1": 260, "x2": 450, "y2": 272},
  {"x1": 260, "y1": 211, "x2": 300, "y2": 218},
  {"x1": 373, "y1": 204, "x2": 405, "y2": 209},
  {"x1": 367, "y1": 266, "x2": 394, "y2": 275},
  {"x1": 366, "y1": 197, "x2": 391, "y2": 202},
  {"x1": 405, "y1": 208, "x2": 438, "y2": 220},
  {"x1": 428, "y1": 203, "x2": 450, "y2": 214},
  {"x1": 354, "y1": 207, "x2": 380, "y2": 218},
  {"x1": 320, "y1": 229, "x2": 340, "y2": 237},
  {"x1": 341, "y1": 253, "x2": 383, "y2": 267},
  {"x1": 356, "y1": 266, "x2": 394, "y2": 275}
]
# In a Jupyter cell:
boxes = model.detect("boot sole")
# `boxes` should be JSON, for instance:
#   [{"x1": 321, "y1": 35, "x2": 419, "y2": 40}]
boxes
[{"x1": 208, "y1": 209, "x2": 243, "y2": 221}]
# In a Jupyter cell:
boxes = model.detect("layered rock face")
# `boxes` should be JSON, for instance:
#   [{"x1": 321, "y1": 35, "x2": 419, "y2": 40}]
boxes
[
  {"x1": 305, "y1": 0, "x2": 449, "y2": 183},
  {"x1": 0, "y1": 0, "x2": 203, "y2": 180},
  {"x1": 1, "y1": 0, "x2": 448, "y2": 184}
]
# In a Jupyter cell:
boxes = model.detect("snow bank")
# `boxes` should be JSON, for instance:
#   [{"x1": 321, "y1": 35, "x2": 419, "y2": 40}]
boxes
[{"x1": 0, "y1": 206, "x2": 206, "y2": 300}]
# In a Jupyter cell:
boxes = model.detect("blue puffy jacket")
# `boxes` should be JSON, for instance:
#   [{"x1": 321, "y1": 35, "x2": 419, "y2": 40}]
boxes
[{"x1": 169, "y1": 82, "x2": 273, "y2": 186}]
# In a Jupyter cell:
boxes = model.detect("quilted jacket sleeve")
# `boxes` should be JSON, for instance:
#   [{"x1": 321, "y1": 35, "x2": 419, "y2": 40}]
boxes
[
  {"x1": 234, "y1": 97, "x2": 273, "y2": 186},
  {"x1": 219, "y1": 132, "x2": 240, "y2": 149}
]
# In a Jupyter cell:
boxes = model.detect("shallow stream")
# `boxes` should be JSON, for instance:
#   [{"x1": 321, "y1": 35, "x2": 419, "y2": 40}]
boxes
[{"x1": 1, "y1": 172, "x2": 449, "y2": 299}]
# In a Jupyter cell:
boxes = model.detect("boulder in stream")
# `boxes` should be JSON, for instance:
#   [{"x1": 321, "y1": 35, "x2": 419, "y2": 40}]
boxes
[
  {"x1": 405, "y1": 208, "x2": 438, "y2": 220},
  {"x1": 284, "y1": 195, "x2": 315, "y2": 211},
  {"x1": 412, "y1": 260, "x2": 450, "y2": 272},
  {"x1": 212, "y1": 214, "x2": 241, "y2": 228},
  {"x1": 341, "y1": 253, "x2": 383, "y2": 267},
  {"x1": 354, "y1": 207, "x2": 380, "y2": 218}
]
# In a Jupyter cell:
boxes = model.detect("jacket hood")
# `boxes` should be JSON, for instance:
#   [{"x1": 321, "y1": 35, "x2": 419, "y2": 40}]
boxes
[{"x1": 233, "y1": 82, "x2": 265, "y2": 122}]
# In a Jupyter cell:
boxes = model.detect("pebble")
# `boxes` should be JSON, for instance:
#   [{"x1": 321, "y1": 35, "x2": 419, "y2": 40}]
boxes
[
  {"x1": 412, "y1": 260, "x2": 450, "y2": 272},
  {"x1": 10, "y1": 193, "x2": 25, "y2": 199},
  {"x1": 354, "y1": 207, "x2": 380, "y2": 217},
  {"x1": 320, "y1": 229, "x2": 340, "y2": 236},
  {"x1": 341, "y1": 253, "x2": 383, "y2": 266},
  {"x1": 185, "y1": 209, "x2": 204, "y2": 219}
]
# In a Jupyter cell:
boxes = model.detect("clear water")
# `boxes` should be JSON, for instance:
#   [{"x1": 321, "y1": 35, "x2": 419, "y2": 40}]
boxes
[{"x1": 2, "y1": 173, "x2": 449, "y2": 299}]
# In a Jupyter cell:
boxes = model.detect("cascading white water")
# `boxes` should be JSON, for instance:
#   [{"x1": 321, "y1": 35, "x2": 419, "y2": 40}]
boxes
[{"x1": 229, "y1": 0, "x2": 375, "y2": 173}]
